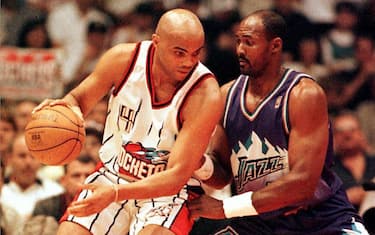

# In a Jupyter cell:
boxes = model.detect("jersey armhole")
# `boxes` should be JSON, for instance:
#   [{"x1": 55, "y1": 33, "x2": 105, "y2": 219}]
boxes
[{"x1": 112, "y1": 42, "x2": 141, "y2": 96}]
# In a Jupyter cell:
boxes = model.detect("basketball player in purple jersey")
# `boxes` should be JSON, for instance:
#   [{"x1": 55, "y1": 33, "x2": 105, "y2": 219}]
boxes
[
  {"x1": 33, "y1": 9, "x2": 223, "y2": 235},
  {"x1": 189, "y1": 10, "x2": 369, "y2": 234}
]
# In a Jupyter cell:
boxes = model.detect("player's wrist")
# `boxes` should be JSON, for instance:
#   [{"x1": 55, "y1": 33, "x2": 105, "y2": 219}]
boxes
[
  {"x1": 194, "y1": 153, "x2": 214, "y2": 181},
  {"x1": 222, "y1": 192, "x2": 258, "y2": 218},
  {"x1": 112, "y1": 184, "x2": 119, "y2": 202}
]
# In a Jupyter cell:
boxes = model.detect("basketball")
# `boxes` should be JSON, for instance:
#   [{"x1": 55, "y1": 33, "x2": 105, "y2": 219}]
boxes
[{"x1": 25, "y1": 105, "x2": 85, "y2": 165}]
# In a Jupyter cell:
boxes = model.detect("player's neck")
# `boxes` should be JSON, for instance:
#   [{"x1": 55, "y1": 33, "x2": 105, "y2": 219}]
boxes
[
  {"x1": 151, "y1": 65, "x2": 182, "y2": 103},
  {"x1": 248, "y1": 66, "x2": 285, "y2": 97}
]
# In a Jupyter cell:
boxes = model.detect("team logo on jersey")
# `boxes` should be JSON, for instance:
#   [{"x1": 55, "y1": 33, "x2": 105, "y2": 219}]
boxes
[
  {"x1": 275, "y1": 95, "x2": 283, "y2": 108},
  {"x1": 117, "y1": 141, "x2": 169, "y2": 180},
  {"x1": 235, "y1": 155, "x2": 285, "y2": 191},
  {"x1": 118, "y1": 104, "x2": 138, "y2": 133},
  {"x1": 232, "y1": 132, "x2": 288, "y2": 192}
]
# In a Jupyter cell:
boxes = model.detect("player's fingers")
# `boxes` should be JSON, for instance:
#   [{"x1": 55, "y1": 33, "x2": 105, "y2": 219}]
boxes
[
  {"x1": 79, "y1": 183, "x2": 96, "y2": 191},
  {"x1": 49, "y1": 99, "x2": 69, "y2": 106},
  {"x1": 68, "y1": 203, "x2": 94, "y2": 217},
  {"x1": 32, "y1": 99, "x2": 53, "y2": 113}
]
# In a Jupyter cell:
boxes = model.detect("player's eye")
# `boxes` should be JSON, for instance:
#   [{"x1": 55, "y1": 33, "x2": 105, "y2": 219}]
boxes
[
  {"x1": 192, "y1": 50, "x2": 201, "y2": 57},
  {"x1": 174, "y1": 51, "x2": 185, "y2": 57}
]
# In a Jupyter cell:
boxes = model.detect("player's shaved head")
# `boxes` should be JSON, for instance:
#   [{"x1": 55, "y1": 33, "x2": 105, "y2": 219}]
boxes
[
  {"x1": 151, "y1": 9, "x2": 205, "y2": 82},
  {"x1": 155, "y1": 8, "x2": 204, "y2": 42}
]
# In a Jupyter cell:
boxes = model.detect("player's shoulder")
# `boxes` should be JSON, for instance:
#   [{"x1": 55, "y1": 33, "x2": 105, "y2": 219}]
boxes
[
  {"x1": 220, "y1": 80, "x2": 236, "y2": 98},
  {"x1": 194, "y1": 75, "x2": 222, "y2": 104},
  {"x1": 104, "y1": 43, "x2": 139, "y2": 61},
  {"x1": 185, "y1": 71, "x2": 223, "y2": 112},
  {"x1": 95, "y1": 43, "x2": 139, "y2": 81},
  {"x1": 291, "y1": 77, "x2": 326, "y2": 100},
  {"x1": 289, "y1": 77, "x2": 327, "y2": 111}
]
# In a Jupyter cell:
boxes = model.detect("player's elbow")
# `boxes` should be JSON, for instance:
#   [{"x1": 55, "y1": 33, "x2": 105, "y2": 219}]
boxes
[
  {"x1": 295, "y1": 174, "x2": 320, "y2": 202},
  {"x1": 168, "y1": 179, "x2": 188, "y2": 195}
]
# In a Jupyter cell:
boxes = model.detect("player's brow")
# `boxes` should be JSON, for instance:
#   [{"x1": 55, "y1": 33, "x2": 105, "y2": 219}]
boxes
[{"x1": 174, "y1": 46, "x2": 204, "y2": 53}]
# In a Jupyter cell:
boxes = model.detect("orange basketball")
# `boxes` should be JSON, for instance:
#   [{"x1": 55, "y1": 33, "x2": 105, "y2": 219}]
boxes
[{"x1": 25, "y1": 105, "x2": 85, "y2": 165}]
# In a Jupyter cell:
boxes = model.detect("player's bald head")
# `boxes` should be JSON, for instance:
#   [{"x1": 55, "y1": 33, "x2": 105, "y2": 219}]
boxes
[{"x1": 155, "y1": 8, "x2": 204, "y2": 41}]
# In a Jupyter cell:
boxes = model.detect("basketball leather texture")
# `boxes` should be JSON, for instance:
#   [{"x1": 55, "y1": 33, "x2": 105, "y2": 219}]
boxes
[{"x1": 25, "y1": 105, "x2": 85, "y2": 165}]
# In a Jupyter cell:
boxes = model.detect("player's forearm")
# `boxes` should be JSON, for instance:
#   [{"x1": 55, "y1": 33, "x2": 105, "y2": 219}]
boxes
[
  {"x1": 252, "y1": 171, "x2": 317, "y2": 213},
  {"x1": 220, "y1": 172, "x2": 318, "y2": 219},
  {"x1": 116, "y1": 167, "x2": 191, "y2": 200}
]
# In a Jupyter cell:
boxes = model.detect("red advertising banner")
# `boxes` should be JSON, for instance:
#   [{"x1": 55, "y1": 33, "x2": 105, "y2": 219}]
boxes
[{"x1": 0, "y1": 47, "x2": 63, "y2": 101}]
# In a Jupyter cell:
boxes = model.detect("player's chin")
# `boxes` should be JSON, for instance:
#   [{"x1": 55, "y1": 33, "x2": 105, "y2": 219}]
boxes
[
  {"x1": 176, "y1": 71, "x2": 190, "y2": 80},
  {"x1": 239, "y1": 67, "x2": 250, "y2": 75}
]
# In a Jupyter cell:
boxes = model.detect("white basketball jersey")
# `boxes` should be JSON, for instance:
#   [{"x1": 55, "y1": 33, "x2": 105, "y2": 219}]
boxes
[{"x1": 99, "y1": 41, "x2": 213, "y2": 181}]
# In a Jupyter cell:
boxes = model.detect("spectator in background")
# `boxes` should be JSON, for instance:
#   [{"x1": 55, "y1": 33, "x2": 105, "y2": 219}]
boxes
[
  {"x1": 201, "y1": 0, "x2": 241, "y2": 85},
  {"x1": 32, "y1": 155, "x2": 96, "y2": 222},
  {"x1": 356, "y1": 74, "x2": 375, "y2": 153},
  {"x1": 67, "y1": 21, "x2": 111, "y2": 91},
  {"x1": 298, "y1": 0, "x2": 336, "y2": 36},
  {"x1": 0, "y1": 134, "x2": 63, "y2": 224},
  {"x1": 0, "y1": 0, "x2": 46, "y2": 46},
  {"x1": 271, "y1": 0, "x2": 313, "y2": 61},
  {"x1": 325, "y1": 34, "x2": 375, "y2": 113},
  {"x1": 202, "y1": 0, "x2": 240, "y2": 45},
  {"x1": 17, "y1": 215, "x2": 59, "y2": 235},
  {"x1": 12, "y1": 99, "x2": 38, "y2": 133},
  {"x1": 0, "y1": 108, "x2": 17, "y2": 165},
  {"x1": 1, "y1": 157, "x2": 22, "y2": 235},
  {"x1": 17, "y1": 17, "x2": 52, "y2": 48},
  {"x1": 47, "y1": 0, "x2": 112, "y2": 85},
  {"x1": 284, "y1": 36, "x2": 329, "y2": 82},
  {"x1": 332, "y1": 111, "x2": 375, "y2": 211},
  {"x1": 85, "y1": 96, "x2": 108, "y2": 132},
  {"x1": 81, "y1": 127, "x2": 102, "y2": 163},
  {"x1": 178, "y1": 0, "x2": 202, "y2": 15},
  {"x1": 110, "y1": 2, "x2": 156, "y2": 46},
  {"x1": 320, "y1": 1, "x2": 359, "y2": 74}
]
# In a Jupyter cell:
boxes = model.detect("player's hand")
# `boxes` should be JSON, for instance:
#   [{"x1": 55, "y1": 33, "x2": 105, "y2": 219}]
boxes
[
  {"x1": 67, "y1": 183, "x2": 117, "y2": 217},
  {"x1": 187, "y1": 194, "x2": 226, "y2": 220},
  {"x1": 32, "y1": 99, "x2": 84, "y2": 122},
  {"x1": 32, "y1": 98, "x2": 66, "y2": 113}
]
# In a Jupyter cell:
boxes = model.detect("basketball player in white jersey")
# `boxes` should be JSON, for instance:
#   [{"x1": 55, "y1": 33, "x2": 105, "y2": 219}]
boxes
[{"x1": 33, "y1": 9, "x2": 223, "y2": 235}]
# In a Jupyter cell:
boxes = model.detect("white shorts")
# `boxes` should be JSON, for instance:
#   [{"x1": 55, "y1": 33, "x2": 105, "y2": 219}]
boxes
[{"x1": 60, "y1": 166, "x2": 194, "y2": 235}]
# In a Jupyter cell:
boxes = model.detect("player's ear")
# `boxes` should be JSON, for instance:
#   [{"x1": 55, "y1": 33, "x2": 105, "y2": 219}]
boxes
[
  {"x1": 152, "y1": 34, "x2": 160, "y2": 45},
  {"x1": 271, "y1": 37, "x2": 282, "y2": 54}
]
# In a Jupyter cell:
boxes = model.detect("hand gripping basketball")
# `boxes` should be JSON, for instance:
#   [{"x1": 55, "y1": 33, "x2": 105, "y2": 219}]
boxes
[{"x1": 25, "y1": 104, "x2": 85, "y2": 165}]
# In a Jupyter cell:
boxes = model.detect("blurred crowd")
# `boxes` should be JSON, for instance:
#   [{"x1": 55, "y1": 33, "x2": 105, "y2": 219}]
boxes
[{"x1": 0, "y1": 0, "x2": 375, "y2": 234}]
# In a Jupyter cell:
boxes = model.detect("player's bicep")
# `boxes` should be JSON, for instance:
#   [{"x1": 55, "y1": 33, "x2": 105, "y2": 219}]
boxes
[
  {"x1": 167, "y1": 78, "x2": 223, "y2": 176},
  {"x1": 287, "y1": 79, "x2": 329, "y2": 188}
]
